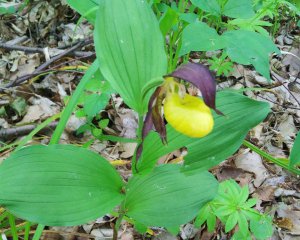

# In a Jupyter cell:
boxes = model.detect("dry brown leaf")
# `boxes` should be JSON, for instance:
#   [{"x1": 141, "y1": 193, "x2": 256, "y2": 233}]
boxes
[
  {"x1": 235, "y1": 149, "x2": 269, "y2": 187},
  {"x1": 18, "y1": 97, "x2": 59, "y2": 124},
  {"x1": 120, "y1": 142, "x2": 137, "y2": 159},
  {"x1": 215, "y1": 166, "x2": 247, "y2": 182},
  {"x1": 253, "y1": 186, "x2": 276, "y2": 202},
  {"x1": 276, "y1": 203, "x2": 300, "y2": 235}
]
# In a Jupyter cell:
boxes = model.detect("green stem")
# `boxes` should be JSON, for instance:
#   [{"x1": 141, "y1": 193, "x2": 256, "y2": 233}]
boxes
[
  {"x1": 137, "y1": 114, "x2": 144, "y2": 143},
  {"x1": 98, "y1": 135, "x2": 138, "y2": 143},
  {"x1": 243, "y1": 140, "x2": 300, "y2": 175},
  {"x1": 178, "y1": 0, "x2": 188, "y2": 12},
  {"x1": 131, "y1": 114, "x2": 144, "y2": 173},
  {"x1": 168, "y1": 33, "x2": 175, "y2": 72},
  {"x1": 32, "y1": 224, "x2": 44, "y2": 240},
  {"x1": 15, "y1": 113, "x2": 61, "y2": 151},
  {"x1": 7, "y1": 213, "x2": 18, "y2": 240},
  {"x1": 0, "y1": 210, "x2": 8, "y2": 222},
  {"x1": 153, "y1": 3, "x2": 161, "y2": 18},
  {"x1": 113, "y1": 214, "x2": 124, "y2": 240},
  {"x1": 24, "y1": 222, "x2": 31, "y2": 240},
  {"x1": 50, "y1": 61, "x2": 99, "y2": 145}
]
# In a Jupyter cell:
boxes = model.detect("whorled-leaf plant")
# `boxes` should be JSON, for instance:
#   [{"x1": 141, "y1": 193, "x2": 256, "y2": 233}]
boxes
[{"x1": 0, "y1": 0, "x2": 273, "y2": 239}]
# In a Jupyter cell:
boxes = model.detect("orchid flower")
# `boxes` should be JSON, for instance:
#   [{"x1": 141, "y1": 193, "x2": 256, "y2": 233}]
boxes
[{"x1": 143, "y1": 62, "x2": 222, "y2": 140}]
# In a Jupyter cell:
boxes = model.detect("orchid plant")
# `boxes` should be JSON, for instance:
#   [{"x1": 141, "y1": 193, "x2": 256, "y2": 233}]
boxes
[{"x1": 0, "y1": 0, "x2": 285, "y2": 239}]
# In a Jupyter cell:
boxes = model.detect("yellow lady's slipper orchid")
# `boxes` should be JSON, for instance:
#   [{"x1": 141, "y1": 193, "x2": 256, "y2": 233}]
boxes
[
  {"x1": 138, "y1": 62, "x2": 221, "y2": 161},
  {"x1": 164, "y1": 92, "x2": 214, "y2": 138}
]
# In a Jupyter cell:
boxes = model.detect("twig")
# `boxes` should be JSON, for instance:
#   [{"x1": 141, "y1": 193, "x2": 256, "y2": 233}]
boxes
[
  {"x1": 256, "y1": 94, "x2": 300, "y2": 110},
  {"x1": 33, "y1": 41, "x2": 84, "y2": 73},
  {"x1": 0, "y1": 42, "x2": 44, "y2": 54},
  {"x1": 5, "y1": 36, "x2": 28, "y2": 45},
  {"x1": 0, "y1": 42, "x2": 94, "y2": 58},
  {"x1": 272, "y1": 72, "x2": 300, "y2": 106},
  {"x1": 280, "y1": 50, "x2": 300, "y2": 62},
  {"x1": 0, "y1": 100, "x2": 9, "y2": 106},
  {"x1": 0, "y1": 69, "x2": 85, "y2": 92},
  {"x1": 0, "y1": 40, "x2": 92, "y2": 91},
  {"x1": 0, "y1": 122, "x2": 58, "y2": 141}
]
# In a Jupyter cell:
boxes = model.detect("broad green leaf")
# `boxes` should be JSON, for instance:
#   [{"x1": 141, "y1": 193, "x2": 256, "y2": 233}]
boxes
[
  {"x1": 134, "y1": 221, "x2": 148, "y2": 234},
  {"x1": 228, "y1": 18, "x2": 272, "y2": 36},
  {"x1": 223, "y1": 30, "x2": 279, "y2": 80},
  {"x1": 191, "y1": 0, "x2": 254, "y2": 18},
  {"x1": 99, "y1": 119, "x2": 109, "y2": 128},
  {"x1": 159, "y1": 7, "x2": 178, "y2": 36},
  {"x1": 77, "y1": 72, "x2": 114, "y2": 120},
  {"x1": 124, "y1": 164, "x2": 218, "y2": 228},
  {"x1": 243, "y1": 198, "x2": 257, "y2": 208},
  {"x1": 179, "y1": 13, "x2": 198, "y2": 23},
  {"x1": 180, "y1": 27, "x2": 278, "y2": 79},
  {"x1": 238, "y1": 186, "x2": 249, "y2": 204},
  {"x1": 250, "y1": 216, "x2": 273, "y2": 240},
  {"x1": 0, "y1": 106, "x2": 6, "y2": 117},
  {"x1": 237, "y1": 212, "x2": 249, "y2": 236},
  {"x1": 167, "y1": 226, "x2": 180, "y2": 235},
  {"x1": 191, "y1": 0, "x2": 221, "y2": 16},
  {"x1": 222, "y1": 0, "x2": 255, "y2": 19},
  {"x1": 225, "y1": 212, "x2": 238, "y2": 232},
  {"x1": 241, "y1": 208, "x2": 261, "y2": 221},
  {"x1": 232, "y1": 229, "x2": 251, "y2": 240},
  {"x1": 137, "y1": 91, "x2": 270, "y2": 173},
  {"x1": 94, "y1": 0, "x2": 167, "y2": 114},
  {"x1": 67, "y1": 0, "x2": 99, "y2": 24},
  {"x1": 215, "y1": 205, "x2": 235, "y2": 217},
  {"x1": 0, "y1": 5, "x2": 17, "y2": 15},
  {"x1": 207, "y1": 213, "x2": 217, "y2": 232},
  {"x1": 283, "y1": 0, "x2": 300, "y2": 15},
  {"x1": 83, "y1": 93, "x2": 110, "y2": 121},
  {"x1": 0, "y1": 145, "x2": 124, "y2": 226},
  {"x1": 194, "y1": 204, "x2": 210, "y2": 227},
  {"x1": 180, "y1": 21, "x2": 225, "y2": 55},
  {"x1": 223, "y1": 180, "x2": 240, "y2": 199},
  {"x1": 290, "y1": 131, "x2": 300, "y2": 167},
  {"x1": 11, "y1": 97, "x2": 27, "y2": 116}
]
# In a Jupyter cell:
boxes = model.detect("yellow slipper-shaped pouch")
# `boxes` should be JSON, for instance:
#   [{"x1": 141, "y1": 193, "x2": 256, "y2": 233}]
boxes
[{"x1": 164, "y1": 93, "x2": 214, "y2": 138}]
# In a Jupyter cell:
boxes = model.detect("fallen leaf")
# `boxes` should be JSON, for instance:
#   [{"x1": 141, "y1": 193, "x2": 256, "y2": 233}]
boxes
[
  {"x1": 120, "y1": 143, "x2": 137, "y2": 159},
  {"x1": 235, "y1": 149, "x2": 269, "y2": 187},
  {"x1": 253, "y1": 186, "x2": 276, "y2": 202},
  {"x1": 18, "y1": 97, "x2": 59, "y2": 124},
  {"x1": 276, "y1": 202, "x2": 300, "y2": 235}
]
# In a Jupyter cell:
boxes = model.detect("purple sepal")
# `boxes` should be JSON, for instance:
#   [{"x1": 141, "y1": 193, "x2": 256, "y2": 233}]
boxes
[
  {"x1": 152, "y1": 97, "x2": 167, "y2": 144},
  {"x1": 137, "y1": 87, "x2": 166, "y2": 163},
  {"x1": 142, "y1": 87, "x2": 161, "y2": 139},
  {"x1": 168, "y1": 62, "x2": 223, "y2": 115}
]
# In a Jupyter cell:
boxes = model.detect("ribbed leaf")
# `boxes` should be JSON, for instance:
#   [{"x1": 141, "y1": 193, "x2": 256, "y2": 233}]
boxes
[
  {"x1": 191, "y1": 0, "x2": 221, "y2": 16},
  {"x1": 94, "y1": 0, "x2": 167, "y2": 114},
  {"x1": 0, "y1": 145, "x2": 124, "y2": 226},
  {"x1": 223, "y1": 30, "x2": 280, "y2": 80},
  {"x1": 180, "y1": 26, "x2": 279, "y2": 79},
  {"x1": 191, "y1": 0, "x2": 254, "y2": 18},
  {"x1": 290, "y1": 131, "x2": 300, "y2": 167},
  {"x1": 137, "y1": 91, "x2": 270, "y2": 173},
  {"x1": 125, "y1": 164, "x2": 218, "y2": 228},
  {"x1": 67, "y1": 0, "x2": 99, "y2": 24},
  {"x1": 180, "y1": 21, "x2": 225, "y2": 56},
  {"x1": 222, "y1": 0, "x2": 254, "y2": 19}
]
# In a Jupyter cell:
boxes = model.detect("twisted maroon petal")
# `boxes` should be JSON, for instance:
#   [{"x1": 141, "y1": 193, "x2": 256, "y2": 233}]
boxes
[{"x1": 168, "y1": 62, "x2": 223, "y2": 115}]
